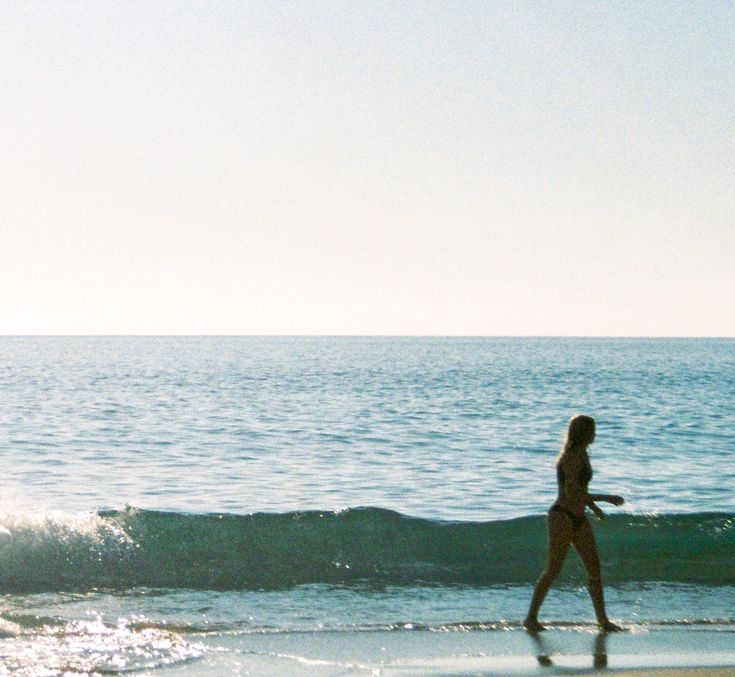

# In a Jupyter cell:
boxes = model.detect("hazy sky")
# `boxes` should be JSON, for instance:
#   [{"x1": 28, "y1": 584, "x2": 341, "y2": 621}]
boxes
[{"x1": 2, "y1": 1, "x2": 733, "y2": 335}]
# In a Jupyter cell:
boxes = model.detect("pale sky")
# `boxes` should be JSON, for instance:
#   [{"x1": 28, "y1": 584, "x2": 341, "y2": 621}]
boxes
[{"x1": 1, "y1": 1, "x2": 733, "y2": 335}]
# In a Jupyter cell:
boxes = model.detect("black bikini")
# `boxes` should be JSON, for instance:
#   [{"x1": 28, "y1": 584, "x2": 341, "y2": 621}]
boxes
[
  {"x1": 549, "y1": 460, "x2": 593, "y2": 531},
  {"x1": 549, "y1": 503, "x2": 586, "y2": 531}
]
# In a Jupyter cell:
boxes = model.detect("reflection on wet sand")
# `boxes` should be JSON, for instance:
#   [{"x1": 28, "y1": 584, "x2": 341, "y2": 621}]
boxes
[{"x1": 529, "y1": 630, "x2": 608, "y2": 671}]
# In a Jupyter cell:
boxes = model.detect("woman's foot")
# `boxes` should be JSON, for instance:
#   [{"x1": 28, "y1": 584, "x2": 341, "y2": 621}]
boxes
[
  {"x1": 523, "y1": 617, "x2": 545, "y2": 632},
  {"x1": 598, "y1": 619, "x2": 623, "y2": 632}
]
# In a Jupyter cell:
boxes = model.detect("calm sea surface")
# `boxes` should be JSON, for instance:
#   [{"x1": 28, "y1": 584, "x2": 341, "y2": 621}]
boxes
[
  {"x1": 2, "y1": 336, "x2": 733, "y2": 518},
  {"x1": 0, "y1": 337, "x2": 733, "y2": 675}
]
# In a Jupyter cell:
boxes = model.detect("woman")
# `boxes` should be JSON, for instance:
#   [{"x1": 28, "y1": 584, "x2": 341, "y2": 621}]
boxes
[{"x1": 523, "y1": 415, "x2": 624, "y2": 632}]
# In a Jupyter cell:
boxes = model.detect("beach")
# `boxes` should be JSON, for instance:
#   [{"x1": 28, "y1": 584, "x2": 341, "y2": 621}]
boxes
[
  {"x1": 158, "y1": 624, "x2": 735, "y2": 675},
  {"x1": 4, "y1": 616, "x2": 733, "y2": 675},
  {"x1": 5, "y1": 0, "x2": 734, "y2": 670}
]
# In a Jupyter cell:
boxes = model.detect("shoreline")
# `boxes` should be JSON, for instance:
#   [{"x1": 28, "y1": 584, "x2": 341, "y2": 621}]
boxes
[{"x1": 161, "y1": 624, "x2": 735, "y2": 676}]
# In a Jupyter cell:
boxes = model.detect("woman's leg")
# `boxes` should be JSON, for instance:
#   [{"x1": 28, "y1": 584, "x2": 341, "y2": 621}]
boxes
[
  {"x1": 572, "y1": 520, "x2": 621, "y2": 631},
  {"x1": 524, "y1": 511, "x2": 573, "y2": 630}
]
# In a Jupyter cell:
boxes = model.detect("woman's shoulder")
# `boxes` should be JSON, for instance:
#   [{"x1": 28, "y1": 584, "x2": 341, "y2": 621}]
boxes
[{"x1": 558, "y1": 447, "x2": 586, "y2": 470}]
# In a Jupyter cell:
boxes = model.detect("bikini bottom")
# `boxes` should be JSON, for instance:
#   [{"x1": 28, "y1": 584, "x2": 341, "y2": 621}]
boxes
[{"x1": 549, "y1": 503, "x2": 587, "y2": 531}]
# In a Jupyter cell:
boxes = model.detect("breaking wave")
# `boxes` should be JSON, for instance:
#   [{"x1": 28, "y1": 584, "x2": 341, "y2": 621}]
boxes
[{"x1": 1, "y1": 507, "x2": 733, "y2": 591}]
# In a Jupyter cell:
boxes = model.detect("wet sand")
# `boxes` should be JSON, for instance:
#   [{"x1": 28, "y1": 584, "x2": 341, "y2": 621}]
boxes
[
  {"x1": 158, "y1": 624, "x2": 735, "y2": 675},
  {"x1": 571, "y1": 670, "x2": 735, "y2": 676}
]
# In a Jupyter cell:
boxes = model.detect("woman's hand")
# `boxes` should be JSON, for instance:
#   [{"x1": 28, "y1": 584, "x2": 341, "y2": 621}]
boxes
[{"x1": 608, "y1": 495, "x2": 625, "y2": 506}]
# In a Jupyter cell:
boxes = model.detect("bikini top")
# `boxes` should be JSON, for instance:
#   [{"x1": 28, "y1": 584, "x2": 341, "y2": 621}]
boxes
[{"x1": 556, "y1": 454, "x2": 593, "y2": 489}]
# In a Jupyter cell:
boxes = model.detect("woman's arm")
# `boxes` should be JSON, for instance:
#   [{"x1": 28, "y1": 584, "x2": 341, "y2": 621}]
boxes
[{"x1": 588, "y1": 493, "x2": 625, "y2": 506}]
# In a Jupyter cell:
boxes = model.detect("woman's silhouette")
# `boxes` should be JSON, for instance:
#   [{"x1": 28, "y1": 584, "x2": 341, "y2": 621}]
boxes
[{"x1": 524, "y1": 415, "x2": 624, "y2": 632}]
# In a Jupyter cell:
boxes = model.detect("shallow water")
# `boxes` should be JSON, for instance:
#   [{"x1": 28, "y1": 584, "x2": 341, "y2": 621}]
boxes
[{"x1": 0, "y1": 337, "x2": 733, "y2": 674}]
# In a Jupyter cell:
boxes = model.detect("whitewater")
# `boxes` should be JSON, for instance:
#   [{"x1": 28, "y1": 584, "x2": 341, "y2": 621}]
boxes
[{"x1": 0, "y1": 336, "x2": 733, "y2": 675}]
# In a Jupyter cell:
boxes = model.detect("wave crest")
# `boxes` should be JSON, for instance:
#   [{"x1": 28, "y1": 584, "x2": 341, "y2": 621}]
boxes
[{"x1": 1, "y1": 507, "x2": 733, "y2": 592}]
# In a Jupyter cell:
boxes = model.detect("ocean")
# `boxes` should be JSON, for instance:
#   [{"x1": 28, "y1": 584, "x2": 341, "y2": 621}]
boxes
[{"x1": 0, "y1": 336, "x2": 733, "y2": 675}]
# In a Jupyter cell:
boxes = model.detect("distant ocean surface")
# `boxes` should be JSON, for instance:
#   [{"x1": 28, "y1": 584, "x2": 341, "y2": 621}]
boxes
[{"x1": 1, "y1": 337, "x2": 733, "y2": 675}]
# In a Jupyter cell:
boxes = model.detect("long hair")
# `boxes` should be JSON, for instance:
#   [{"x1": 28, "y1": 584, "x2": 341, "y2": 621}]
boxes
[{"x1": 560, "y1": 414, "x2": 596, "y2": 456}]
